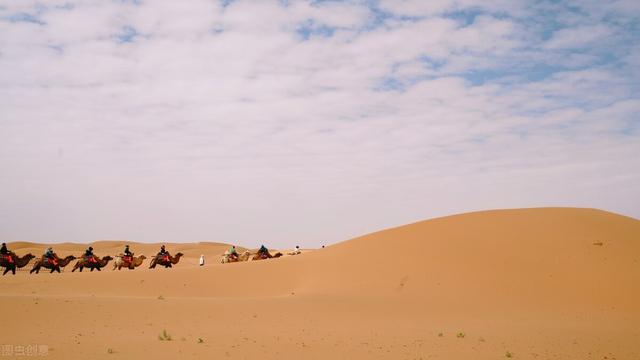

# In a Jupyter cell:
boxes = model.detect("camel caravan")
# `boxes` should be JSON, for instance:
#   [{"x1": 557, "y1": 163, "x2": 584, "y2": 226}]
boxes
[
  {"x1": 219, "y1": 244, "x2": 299, "y2": 263},
  {"x1": 0, "y1": 243, "x2": 182, "y2": 275},
  {"x1": 1, "y1": 242, "x2": 300, "y2": 275}
]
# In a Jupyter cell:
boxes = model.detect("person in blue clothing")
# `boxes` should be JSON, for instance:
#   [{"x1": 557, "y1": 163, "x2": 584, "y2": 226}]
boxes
[{"x1": 43, "y1": 247, "x2": 57, "y2": 263}]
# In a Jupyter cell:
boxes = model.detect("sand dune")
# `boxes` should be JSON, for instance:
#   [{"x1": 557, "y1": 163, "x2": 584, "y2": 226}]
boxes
[{"x1": 1, "y1": 208, "x2": 639, "y2": 359}]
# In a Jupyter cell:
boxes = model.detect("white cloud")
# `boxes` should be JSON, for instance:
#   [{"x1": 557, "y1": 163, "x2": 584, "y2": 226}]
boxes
[{"x1": 544, "y1": 24, "x2": 614, "y2": 49}]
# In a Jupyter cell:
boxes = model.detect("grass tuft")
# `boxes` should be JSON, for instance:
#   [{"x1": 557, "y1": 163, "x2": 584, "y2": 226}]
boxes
[{"x1": 158, "y1": 329, "x2": 172, "y2": 341}]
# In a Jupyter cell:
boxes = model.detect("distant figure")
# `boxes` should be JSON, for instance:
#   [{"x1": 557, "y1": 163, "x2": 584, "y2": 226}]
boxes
[
  {"x1": 199, "y1": 254, "x2": 205, "y2": 266},
  {"x1": 258, "y1": 244, "x2": 268, "y2": 255},
  {"x1": 158, "y1": 245, "x2": 167, "y2": 256},
  {"x1": 322, "y1": 245, "x2": 325, "y2": 248},
  {"x1": 0, "y1": 242, "x2": 8, "y2": 255}
]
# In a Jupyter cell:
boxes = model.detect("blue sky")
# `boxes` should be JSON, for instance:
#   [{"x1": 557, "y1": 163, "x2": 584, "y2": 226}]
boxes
[{"x1": 0, "y1": 0, "x2": 638, "y2": 247}]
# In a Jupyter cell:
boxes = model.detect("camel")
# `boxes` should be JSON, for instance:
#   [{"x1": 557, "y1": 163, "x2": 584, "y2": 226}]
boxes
[
  {"x1": 220, "y1": 250, "x2": 252, "y2": 264},
  {"x1": 113, "y1": 254, "x2": 147, "y2": 270},
  {"x1": 30, "y1": 255, "x2": 76, "y2": 274},
  {"x1": 149, "y1": 252, "x2": 183, "y2": 269},
  {"x1": 0, "y1": 253, "x2": 35, "y2": 275},
  {"x1": 252, "y1": 251, "x2": 283, "y2": 261},
  {"x1": 71, "y1": 255, "x2": 113, "y2": 272}
]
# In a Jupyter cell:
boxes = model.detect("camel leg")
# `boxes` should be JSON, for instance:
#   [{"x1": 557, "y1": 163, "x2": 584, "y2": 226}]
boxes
[
  {"x1": 2, "y1": 267, "x2": 9, "y2": 276},
  {"x1": 30, "y1": 264, "x2": 38, "y2": 274}
]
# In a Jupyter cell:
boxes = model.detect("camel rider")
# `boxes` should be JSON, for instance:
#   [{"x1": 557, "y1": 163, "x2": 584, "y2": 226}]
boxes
[
  {"x1": 157, "y1": 245, "x2": 169, "y2": 261},
  {"x1": 44, "y1": 247, "x2": 57, "y2": 263},
  {"x1": 229, "y1": 245, "x2": 238, "y2": 259},
  {"x1": 121, "y1": 244, "x2": 133, "y2": 266},
  {"x1": 0, "y1": 243, "x2": 10, "y2": 262},
  {"x1": 84, "y1": 246, "x2": 95, "y2": 260},
  {"x1": 258, "y1": 244, "x2": 268, "y2": 255}
]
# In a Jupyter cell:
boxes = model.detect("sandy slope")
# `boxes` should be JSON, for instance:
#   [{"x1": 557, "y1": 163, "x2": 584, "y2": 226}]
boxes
[{"x1": 1, "y1": 208, "x2": 639, "y2": 360}]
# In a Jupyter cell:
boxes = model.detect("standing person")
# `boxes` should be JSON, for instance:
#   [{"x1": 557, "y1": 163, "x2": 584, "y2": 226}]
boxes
[{"x1": 199, "y1": 254, "x2": 205, "y2": 266}]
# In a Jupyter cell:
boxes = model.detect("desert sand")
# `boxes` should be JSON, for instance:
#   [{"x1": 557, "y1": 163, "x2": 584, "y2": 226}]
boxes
[{"x1": 1, "y1": 207, "x2": 639, "y2": 359}]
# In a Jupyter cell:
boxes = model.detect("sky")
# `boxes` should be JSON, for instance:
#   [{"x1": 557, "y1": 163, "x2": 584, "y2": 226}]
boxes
[{"x1": 0, "y1": 0, "x2": 639, "y2": 248}]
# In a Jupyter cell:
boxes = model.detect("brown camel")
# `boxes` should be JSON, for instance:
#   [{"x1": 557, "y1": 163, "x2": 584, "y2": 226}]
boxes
[
  {"x1": 72, "y1": 255, "x2": 113, "y2": 272},
  {"x1": 113, "y1": 254, "x2": 147, "y2": 270},
  {"x1": 252, "y1": 251, "x2": 283, "y2": 261},
  {"x1": 1, "y1": 253, "x2": 35, "y2": 275},
  {"x1": 149, "y1": 252, "x2": 183, "y2": 269},
  {"x1": 221, "y1": 250, "x2": 252, "y2": 264},
  {"x1": 30, "y1": 255, "x2": 76, "y2": 274}
]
